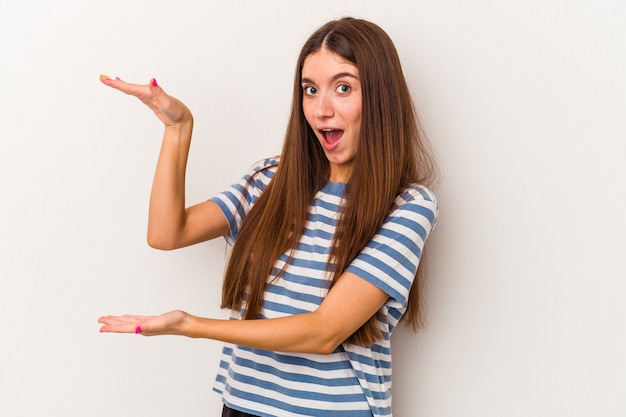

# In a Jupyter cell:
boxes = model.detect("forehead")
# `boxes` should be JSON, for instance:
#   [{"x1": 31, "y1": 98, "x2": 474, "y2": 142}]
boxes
[{"x1": 301, "y1": 48, "x2": 358, "y2": 79}]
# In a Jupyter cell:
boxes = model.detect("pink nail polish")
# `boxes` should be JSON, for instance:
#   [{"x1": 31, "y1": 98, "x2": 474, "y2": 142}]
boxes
[
  {"x1": 151, "y1": 78, "x2": 158, "y2": 87},
  {"x1": 135, "y1": 326, "x2": 142, "y2": 334}
]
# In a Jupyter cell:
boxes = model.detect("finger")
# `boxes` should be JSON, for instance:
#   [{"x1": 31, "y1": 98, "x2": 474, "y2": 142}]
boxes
[
  {"x1": 99, "y1": 320, "x2": 137, "y2": 333},
  {"x1": 98, "y1": 314, "x2": 152, "y2": 324},
  {"x1": 99, "y1": 73, "x2": 117, "y2": 86},
  {"x1": 147, "y1": 77, "x2": 161, "y2": 102},
  {"x1": 98, "y1": 314, "x2": 131, "y2": 324},
  {"x1": 148, "y1": 77, "x2": 170, "y2": 105},
  {"x1": 99, "y1": 319, "x2": 142, "y2": 334},
  {"x1": 99, "y1": 74, "x2": 153, "y2": 99},
  {"x1": 99, "y1": 74, "x2": 130, "y2": 87}
]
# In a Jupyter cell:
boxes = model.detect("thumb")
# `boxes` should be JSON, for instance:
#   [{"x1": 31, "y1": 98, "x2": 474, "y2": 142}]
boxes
[{"x1": 148, "y1": 77, "x2": 169, "y2": 103}]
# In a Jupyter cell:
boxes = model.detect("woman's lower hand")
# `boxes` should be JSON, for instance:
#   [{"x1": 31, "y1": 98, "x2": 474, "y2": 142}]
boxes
[
  {"x1": 98, "y1": 310, "x2": 189, "y2": 336},
  {"x1": 99, "y1": 74, "x2": 193, "y2": 127}
]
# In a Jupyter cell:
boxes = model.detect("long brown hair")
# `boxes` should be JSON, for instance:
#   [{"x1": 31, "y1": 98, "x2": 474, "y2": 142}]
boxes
[{"x1": 221, "y1": 17, "x2": 437, "y2": 345}]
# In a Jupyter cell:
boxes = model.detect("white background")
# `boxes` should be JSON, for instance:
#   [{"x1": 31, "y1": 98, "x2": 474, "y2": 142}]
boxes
[{"x1": 1, "y1": 1, "x2": 625, "y2": 416}]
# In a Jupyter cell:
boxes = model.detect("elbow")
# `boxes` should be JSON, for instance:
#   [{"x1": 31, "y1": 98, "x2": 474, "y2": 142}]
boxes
[
  {"x1": 309, "y1": 329, "x2": 346, "y2": 355},
  {"x1": 302, "y1": 312, "x2": 348, "y2": 355},
  {"x1": 147, "y1": 232, "x2": 178, "y2": 251},
  {"x1": 301, "y1": 342, "x2": 337, "y2": 355},
  {"x1": 315, "y1": 341, "x2": 342, "y2": 355}
]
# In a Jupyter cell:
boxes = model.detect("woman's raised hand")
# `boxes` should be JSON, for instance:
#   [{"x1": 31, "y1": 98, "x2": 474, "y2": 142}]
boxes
[{"x1": 99, "y1": 74, "x2": 192, "y2": 127}]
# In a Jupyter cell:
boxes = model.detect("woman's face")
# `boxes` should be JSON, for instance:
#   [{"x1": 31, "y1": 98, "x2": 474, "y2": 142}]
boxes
[{"x1": 301, "y1": 48, "x2": 362, "y2": 183}]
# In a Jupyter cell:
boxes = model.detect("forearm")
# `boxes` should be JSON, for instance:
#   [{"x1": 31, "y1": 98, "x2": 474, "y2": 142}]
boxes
[
  {"x1": 147, "y1": 119, "x2": 194, "y2": 249},
  {"x1": 99, "y1": 274, "x2": 388, "y2": 353},
  {"x1": 181, "y1": 311, "x2": 341, "y2": 355}
]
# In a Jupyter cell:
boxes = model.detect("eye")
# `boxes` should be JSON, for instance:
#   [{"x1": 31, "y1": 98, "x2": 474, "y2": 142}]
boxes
[
  {"x1": 336, "y1": 83, "x2": 351, "y2": 94},
  {"x1": 303, "y1": 85, "x2": 318, "y2": 95}
]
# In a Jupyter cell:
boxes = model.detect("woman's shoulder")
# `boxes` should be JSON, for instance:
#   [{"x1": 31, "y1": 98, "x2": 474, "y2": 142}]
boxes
[
  {"x1": 248, "y1": 156, "x2": 280, "y2": 175},
  {"x1": 392, "y1": 183, "x2": 439, "y2": 225},
  {"x1": 242, "y1": 156, "x2": 280, "y2": 186},
  {"x1": 397, "y1": 183, "x2": 437, "y2": 205}
]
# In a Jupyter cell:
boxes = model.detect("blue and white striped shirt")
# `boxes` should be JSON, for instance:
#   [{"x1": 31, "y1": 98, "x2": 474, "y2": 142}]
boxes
[{"x1": 211, "y1": 158, "x2": 438, "y2": 417}]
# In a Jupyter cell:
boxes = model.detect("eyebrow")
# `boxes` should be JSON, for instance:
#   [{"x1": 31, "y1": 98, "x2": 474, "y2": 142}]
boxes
[{"x1": 301, "y1": 72, "x2": 359, "y2": 84}]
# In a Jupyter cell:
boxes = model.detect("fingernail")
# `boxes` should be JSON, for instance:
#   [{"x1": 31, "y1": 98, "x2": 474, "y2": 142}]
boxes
[
  {"x1": 115, "y1": 77, "x2": 121, "y2": 81},
  {"x1": 100, "y1": 73, "x2": 111, "y2": 80},
  {"x1": 135, "y1": 326, "x2": 142, "y2": 334},
  {"x1": 151, "y1": 78, "x2": 158, "y2": 87}
]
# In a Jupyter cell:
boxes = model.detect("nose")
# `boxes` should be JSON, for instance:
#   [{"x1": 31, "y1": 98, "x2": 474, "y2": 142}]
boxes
[{"x1": 314, "y1": 93, "x2": 334, "y2": 119}]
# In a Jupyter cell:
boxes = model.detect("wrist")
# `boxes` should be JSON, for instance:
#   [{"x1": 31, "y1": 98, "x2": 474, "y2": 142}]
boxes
[
  {"x1": 162, "y1": 118, "x2": 194, "y2": 146},
  {"x1": 164, "y1": 116, "x2": 193, "y2": 133},
  {"x1": 180, "y1": 311, "x2": 200, "y2": 338}
]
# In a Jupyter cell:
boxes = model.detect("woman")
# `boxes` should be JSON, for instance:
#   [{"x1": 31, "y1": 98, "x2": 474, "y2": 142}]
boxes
[{"x1": 99, "y1": 17, "x2": 438, "y2": 417}]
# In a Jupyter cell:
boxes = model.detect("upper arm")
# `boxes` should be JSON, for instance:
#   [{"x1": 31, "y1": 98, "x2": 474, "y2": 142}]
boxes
[
  {"x1": 183, "y1": 199, "x2": 230, "y2": 244},
  {"x1": 149, "y1": 200, "x2": 230, "y2": 250},
  {"x1": 315, "y1": 271, "x2": 390, "y2": 350},
  {"x1": 313, "y1": 189, "x2": 438, "y2": 350}
]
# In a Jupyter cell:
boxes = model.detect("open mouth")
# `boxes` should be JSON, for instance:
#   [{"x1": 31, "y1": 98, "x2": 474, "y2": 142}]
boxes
[{"x1": 320, "y1": 128, "x2": 344, "y2": 144}]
